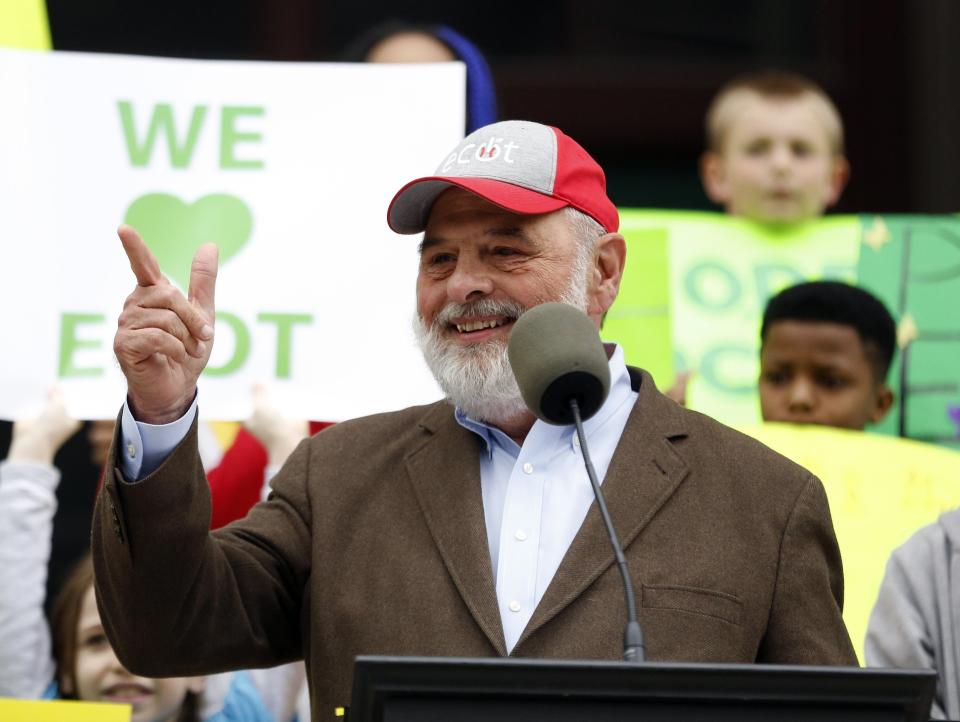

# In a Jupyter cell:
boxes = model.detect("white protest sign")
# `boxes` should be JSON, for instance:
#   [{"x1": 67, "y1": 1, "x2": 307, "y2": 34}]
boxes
[{"x1": 0, "y1": 48, "x2": 466, "y2": 421}]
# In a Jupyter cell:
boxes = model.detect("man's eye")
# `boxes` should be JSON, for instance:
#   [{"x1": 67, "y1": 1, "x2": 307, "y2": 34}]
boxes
[
  {"x1": 493, "y1": 247, "x2": 518, "y2": 257},
  {"x1": 427, "y1": 253, "x2": 455, "y2": 265},
  {"x1": 791, "y1": 141, "x2": 813, "y2": 158},
  {"x1": 745, "y1": 140, "x2": 770, "y2": 156}
]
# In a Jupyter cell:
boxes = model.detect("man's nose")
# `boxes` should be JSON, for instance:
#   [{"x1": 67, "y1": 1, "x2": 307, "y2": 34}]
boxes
[{"x1": 446, "y1": 256, "x2": 494, "y2": 303}]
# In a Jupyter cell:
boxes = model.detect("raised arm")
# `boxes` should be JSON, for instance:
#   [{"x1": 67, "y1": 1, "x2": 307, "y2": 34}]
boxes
[
  {"x1": 0, "y1": 392, "x2": 81, "y2": 697},
  {"x1": 243, "y1": 385, "x2": 310, "y2": 496},
  {"x1": 94, "y1": 227, "x2": 309, "y2": 679}
]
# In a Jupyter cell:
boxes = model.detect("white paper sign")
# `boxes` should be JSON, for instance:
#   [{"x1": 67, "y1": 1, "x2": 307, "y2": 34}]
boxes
[{"x1": 0, "y1": 48, "x2": 466, "y2": 421}]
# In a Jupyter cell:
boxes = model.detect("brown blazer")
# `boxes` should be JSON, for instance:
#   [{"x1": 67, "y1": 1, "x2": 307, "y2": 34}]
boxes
[{"x1": 92, "y1": 368, "x2": 857, "y2": 721}]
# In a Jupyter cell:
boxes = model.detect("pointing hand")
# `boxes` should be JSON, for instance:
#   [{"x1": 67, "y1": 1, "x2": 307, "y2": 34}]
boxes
[{"x1": 113, "y1": 225, "x2": 218, "y2": 424}]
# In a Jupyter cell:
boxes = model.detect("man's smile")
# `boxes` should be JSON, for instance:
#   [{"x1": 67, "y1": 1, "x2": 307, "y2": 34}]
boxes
[{"x1": 452, "y1": 315, "x2": 513, "y2": 334}]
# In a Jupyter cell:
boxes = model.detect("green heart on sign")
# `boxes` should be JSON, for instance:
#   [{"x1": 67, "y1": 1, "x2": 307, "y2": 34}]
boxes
[{"x1": 123, "y1": 193, "x2": 253, "y2": 291}]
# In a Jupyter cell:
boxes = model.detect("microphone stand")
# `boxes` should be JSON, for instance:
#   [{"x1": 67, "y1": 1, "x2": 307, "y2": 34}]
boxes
[{"x1": 570, "y1": 398, "x2": 646, "y2": 663}]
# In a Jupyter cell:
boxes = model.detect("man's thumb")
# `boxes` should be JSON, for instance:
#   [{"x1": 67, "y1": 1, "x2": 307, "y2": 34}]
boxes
[{"x1": 188, "y1": 243, "x2": 219, "y2": 314}]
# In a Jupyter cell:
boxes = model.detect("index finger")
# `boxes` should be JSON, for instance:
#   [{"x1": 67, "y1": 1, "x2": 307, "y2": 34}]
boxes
[{"x1": 118, "y1": 224, "x2": 165, "y2": 287}]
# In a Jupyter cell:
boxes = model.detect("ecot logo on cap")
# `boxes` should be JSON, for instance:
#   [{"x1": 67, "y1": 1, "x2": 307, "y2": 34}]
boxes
[{"x1": 440, "y1": 135, "x2": 520, "y2": 174}]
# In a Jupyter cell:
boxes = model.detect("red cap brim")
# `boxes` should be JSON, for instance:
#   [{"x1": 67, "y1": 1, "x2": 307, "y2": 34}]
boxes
[{"x1": 388, "y1": 176, "x2": 569, "y2": 234}]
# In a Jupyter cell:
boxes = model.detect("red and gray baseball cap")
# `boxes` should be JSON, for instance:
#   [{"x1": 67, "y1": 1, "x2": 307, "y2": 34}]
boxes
[{"x1": 388, "y1": 120, "x2": 619, "y2": 234}]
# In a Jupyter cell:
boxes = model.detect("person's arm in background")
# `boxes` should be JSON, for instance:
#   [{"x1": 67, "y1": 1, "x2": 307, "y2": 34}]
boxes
[
  {"x1": 243, "y1": 385, "x2": 310, "y2": 502},
  {"x1": 864, "y1": 526, "x2": 950, "y2": 720},
  {"x1": 0, "y1": 391, "x2": 80, "y2": 697},
  {"x1": 207, "y1": 387, "x2": 332, "y2": 528}
]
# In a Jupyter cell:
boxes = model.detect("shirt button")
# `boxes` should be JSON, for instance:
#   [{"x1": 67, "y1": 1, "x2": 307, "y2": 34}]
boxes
[
  {"x1": 508, "y1": 600, "x2": 521, "y2": 613},
  {"x1": 515, "y1": 530, "x2": 527, "y2": 541},
  {"x1": 126, "y1": 443, "x2": 137, "y2": 459},
  {"x1": 573, "y1": 434, "x2": 581, "y2": 447},
  {"x1": 522, "y1": 462, "x2": 534, "y2": 474}
]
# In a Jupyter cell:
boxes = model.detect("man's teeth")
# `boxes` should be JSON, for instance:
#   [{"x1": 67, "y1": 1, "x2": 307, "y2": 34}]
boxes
[{"x1": 456, "y1": 319, "x2": 507, "y2": 333}]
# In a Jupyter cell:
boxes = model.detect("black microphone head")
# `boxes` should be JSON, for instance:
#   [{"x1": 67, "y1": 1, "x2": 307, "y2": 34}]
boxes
[{"x1": 507, "y1": 302, "x2": 611, "y2": 425}]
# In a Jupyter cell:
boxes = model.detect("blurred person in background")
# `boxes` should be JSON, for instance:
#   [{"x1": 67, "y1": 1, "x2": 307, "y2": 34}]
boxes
[
  {"x1": 700, "y1": 70, "x2": 849, "y2": 226},
  {"x1": 0, "y1": 392, "x2": 304, "y2": 720}
]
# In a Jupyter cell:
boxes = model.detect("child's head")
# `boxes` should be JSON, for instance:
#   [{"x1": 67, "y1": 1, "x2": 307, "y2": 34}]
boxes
[
  {"x1": 759, "y1": 281, "x2": 895, "y2": 430},
  {"x1": 50, "y1": 555, "x2": 203, "y2": 722},
  {"x1": 362, "y1": 27, "x2": 457, "y2": 63},
  {"x1": 341, "y1": 21, "x2": 498, "y2": 134},
  {"x1": 700, "y1": 70, "x2": 849, "y2": 225}
]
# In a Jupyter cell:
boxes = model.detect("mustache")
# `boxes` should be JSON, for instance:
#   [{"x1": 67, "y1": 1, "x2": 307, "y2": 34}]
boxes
[{"x1": 431, "y1": 298, "x2": 526, "y2": 329}]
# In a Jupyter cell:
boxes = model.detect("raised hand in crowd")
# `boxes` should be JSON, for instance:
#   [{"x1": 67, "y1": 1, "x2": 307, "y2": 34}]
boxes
[
  {"x1": 7, "y1": 389, "x2": 82, "y2": 466},
  {"x1": 242, "y1": 385, "x2": 310, "y2": 471},
  {"x1": 664, "y1": 370, "x2": 694, "y2": 408}
]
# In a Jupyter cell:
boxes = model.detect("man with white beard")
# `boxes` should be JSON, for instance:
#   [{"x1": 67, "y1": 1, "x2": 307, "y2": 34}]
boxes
[{"x1": 93, "y1": 120, "x2": 857, "y2": 722}]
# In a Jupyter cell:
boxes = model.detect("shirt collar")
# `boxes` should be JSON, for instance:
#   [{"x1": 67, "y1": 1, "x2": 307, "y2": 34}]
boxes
[{"x1": 455, "y1": 343, "x2": 634, "y2": 456}]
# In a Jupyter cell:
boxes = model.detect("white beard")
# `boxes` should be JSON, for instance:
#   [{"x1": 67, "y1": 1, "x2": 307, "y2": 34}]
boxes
[{"x1": 413, "y1": 255, "x2": 591, "y2": 424}]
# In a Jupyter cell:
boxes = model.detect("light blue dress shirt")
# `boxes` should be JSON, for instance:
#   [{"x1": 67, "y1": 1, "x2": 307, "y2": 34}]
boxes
[
  {"x1": 455, "y1": 344, "x2": 637, "y2": 651},
  {"x1": 120, "y1": 345, "x2": 638, "y2": 653}
]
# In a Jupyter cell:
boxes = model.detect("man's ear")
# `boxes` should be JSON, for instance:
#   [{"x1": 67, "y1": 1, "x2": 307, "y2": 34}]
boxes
[
  {"x1": 871, "y1": 384, "x2": 895, "y2": 424},
  {"x1": 700, "y1": 151, "x2": 731, "y2": 206},
  {"x1": 186, "y1": 676, "x2": 206, "y2": 694},
  {"x1": 588, "y1": 232, "x2": 627, "y2": 322},
  {"x1": 824, "y1": 155, "x2": 851, "y2": 208},
  {"x1": 60, "y1": 673, "x2": 75, "y2": 696}
]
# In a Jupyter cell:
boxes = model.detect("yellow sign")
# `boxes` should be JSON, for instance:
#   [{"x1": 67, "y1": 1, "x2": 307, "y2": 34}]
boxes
[
  {"x1": 0, "y1": 698, "x2": 131, "y2": 721},
  {"x1": 0, "y1": 0, "x2": 52, "y2": 49},
  {"x1": 741, "y1": 422, "x2": 960, "y2": 662},
  {"x1": 208, "y1": 420, "x2": 242, "y2": 449},
  {"x1": 605, "y1": 212, "x2": 672, "y2": 387}
]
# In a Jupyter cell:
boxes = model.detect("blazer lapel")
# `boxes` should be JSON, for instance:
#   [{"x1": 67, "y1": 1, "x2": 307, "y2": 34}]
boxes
[
  {"x1": 515, "y1": 368, "x2": 690, "y2": 651},
  {"x1": 404, "y1": 403, "x2": 507, "y2": 656}
]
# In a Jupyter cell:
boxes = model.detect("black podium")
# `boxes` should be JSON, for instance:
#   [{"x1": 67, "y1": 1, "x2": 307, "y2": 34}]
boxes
[{"x1": 349, "y1": 656, "x2": 936, "y2": 722}]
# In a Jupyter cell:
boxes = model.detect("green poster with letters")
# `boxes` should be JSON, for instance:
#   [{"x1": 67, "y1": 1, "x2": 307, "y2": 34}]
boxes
[
  {"x1": 857, "y1": 215, "x2": 960, "y2": 451},
  {"x1": 603, "y1": 214, "x2": 671, "y2": 388},
  {"x1": 611, "y1": 210, "x2": 860, "y2": 426},
  {"x1": 612, "y1": 209, "x2": 960, "y2": 449}
]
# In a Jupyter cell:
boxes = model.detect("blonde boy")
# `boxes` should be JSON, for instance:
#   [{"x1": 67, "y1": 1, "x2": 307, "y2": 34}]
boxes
[{"x1": 700, "y1": 71, "x2": 850, "y2": 224}]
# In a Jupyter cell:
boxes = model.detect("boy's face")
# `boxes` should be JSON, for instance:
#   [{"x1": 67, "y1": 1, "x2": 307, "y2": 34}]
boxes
[
  {"x1": 759, "y1": 320, "x2": 893, "y2": 430},
  {"x1": 701, "y1": 94, "x2": 848, "y2": 224}
]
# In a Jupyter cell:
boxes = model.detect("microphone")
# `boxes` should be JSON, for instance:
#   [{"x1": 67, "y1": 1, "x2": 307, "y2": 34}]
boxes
[
  {"x1": 508, "y1": 302, "x2": 646, "y2": 663},
  {"x1": 507, "y1": 302, "x2": 611, "y2": 424}
]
